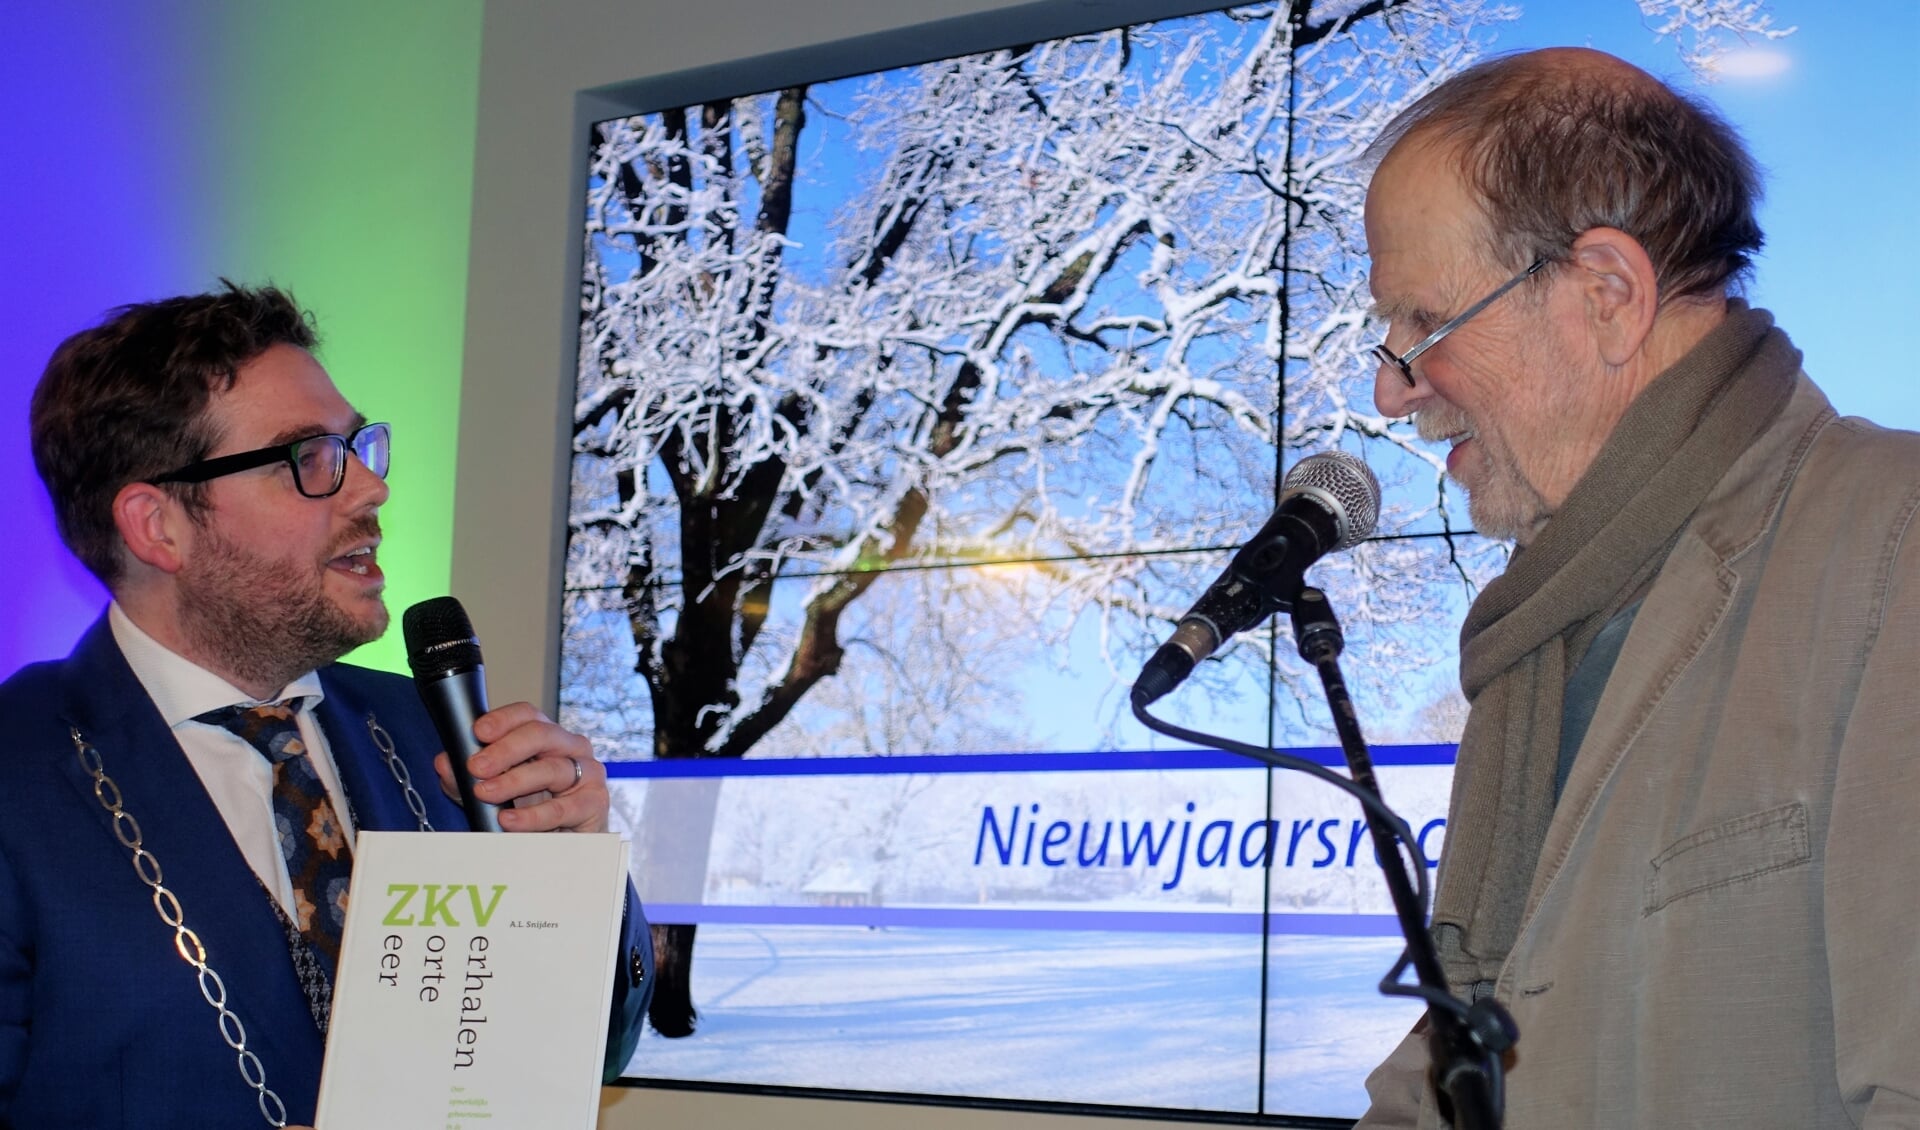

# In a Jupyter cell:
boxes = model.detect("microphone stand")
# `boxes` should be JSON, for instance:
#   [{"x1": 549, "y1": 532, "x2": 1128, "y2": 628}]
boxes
[
  {"x1": 1130, "y1": 583, "x2": 1513, "y2": 1129},
  {"x1": 1287, "y1": 586, "x2": 1509, "y2": 1130}
]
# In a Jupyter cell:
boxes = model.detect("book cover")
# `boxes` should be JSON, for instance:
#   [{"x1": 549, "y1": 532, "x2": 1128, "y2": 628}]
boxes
[{"x1": 315, "y1": 831, "x2": 627, "y2": 1129}]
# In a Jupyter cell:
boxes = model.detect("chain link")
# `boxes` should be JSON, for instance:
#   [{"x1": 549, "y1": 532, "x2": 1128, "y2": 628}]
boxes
[
  {"x1": 366, "y1": 712, "x2": 434, "y2": 831},
  {"x1": 69, "y1": 726, "x2": 289, "y2": 1128}
]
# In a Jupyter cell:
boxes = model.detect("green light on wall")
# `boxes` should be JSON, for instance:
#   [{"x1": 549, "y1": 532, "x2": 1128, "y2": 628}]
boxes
[{"x1": 208, "y1": 1, "x2": 484, "y2": 674}]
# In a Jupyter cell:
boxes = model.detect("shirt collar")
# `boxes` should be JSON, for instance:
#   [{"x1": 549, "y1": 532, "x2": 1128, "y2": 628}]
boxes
[{"x1": 109, "y1": 602, "x2": 327, "y2": 729}]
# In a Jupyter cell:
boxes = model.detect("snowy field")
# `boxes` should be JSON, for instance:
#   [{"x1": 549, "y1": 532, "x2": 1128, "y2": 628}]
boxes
[{"x1": 619, "y1": 925, "x2": 1421, "y2": 1119}]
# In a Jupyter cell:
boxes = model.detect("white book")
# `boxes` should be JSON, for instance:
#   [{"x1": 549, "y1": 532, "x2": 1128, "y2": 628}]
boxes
[{"x1": 315, "y1": 831, "x2": 628, "y2": 1129}]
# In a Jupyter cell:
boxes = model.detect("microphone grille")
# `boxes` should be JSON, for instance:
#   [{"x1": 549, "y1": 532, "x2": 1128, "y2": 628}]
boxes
[
  {"x1": 402, "y1": 596, "x2": 485, "y2": 678},
  {"x1": 1280, "y1": 450, "x2": 1381, "y2": 551}
]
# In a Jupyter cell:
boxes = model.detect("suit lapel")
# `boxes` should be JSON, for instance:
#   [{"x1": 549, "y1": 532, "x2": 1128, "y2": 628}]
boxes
[
  {"x1": 53, "y1": 617, "x2": 326, "y2": 1083},
  {"x1": 1525, "y1": 531, "x2": 1737, "y2": 914},
  {"x1": 314, "y1": 670, "x2": 434, "y2": 833}
]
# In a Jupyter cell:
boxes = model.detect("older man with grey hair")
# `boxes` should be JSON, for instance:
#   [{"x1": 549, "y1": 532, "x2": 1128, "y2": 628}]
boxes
[{"x1": 1356, "y1": 47, "x2": 1920, "y2": 1127}]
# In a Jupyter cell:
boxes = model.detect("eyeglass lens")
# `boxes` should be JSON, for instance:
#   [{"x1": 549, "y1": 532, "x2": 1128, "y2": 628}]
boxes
[
  {"x1": 1371, "y1": 344, "x2": 1413, "y2": 387},
  {"x1": 291, "y1": 424, "x2": 390, "y2": 497}
]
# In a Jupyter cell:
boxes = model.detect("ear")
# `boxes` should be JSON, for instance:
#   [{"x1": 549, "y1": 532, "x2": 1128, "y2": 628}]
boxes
[
  {"x1": 1565, "y1": 226, "x2": 1660, "y2": 368},
  {"x1": 112, "y1": 481, "x2": 191, "y2": 575}
]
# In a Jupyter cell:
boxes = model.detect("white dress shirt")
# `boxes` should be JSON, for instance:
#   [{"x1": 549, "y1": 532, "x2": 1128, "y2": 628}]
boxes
[{"x1": 109, "y1": 603, "x2": 359, "y2": 919}]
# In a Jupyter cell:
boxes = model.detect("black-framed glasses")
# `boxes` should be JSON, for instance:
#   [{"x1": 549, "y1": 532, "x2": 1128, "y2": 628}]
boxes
[
  {"x1": 1370, "y1": 258, "x2": 1548, "y2": 387},
  {"x1": 150, "y1": 422, "x2": 391, "y2": 499}
]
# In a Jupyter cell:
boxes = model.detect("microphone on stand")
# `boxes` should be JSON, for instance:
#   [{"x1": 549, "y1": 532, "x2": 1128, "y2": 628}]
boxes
[
  {"x1": 1129, "y1": 450, "x2": 1512, "y2": 1125},
  {"x1": 402, "y1": 596, "x2": 504, "y2": 832},
  {"x1": 1132, "y1": 450, "x2": 1380, "y2": 706}
]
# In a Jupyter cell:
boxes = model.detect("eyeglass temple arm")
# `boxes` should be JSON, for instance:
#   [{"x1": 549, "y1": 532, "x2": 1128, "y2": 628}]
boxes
[
  {"x1": 1397, "y1": 258, "x2": 1547, "y2": 368},
  {"x1": 149, "y1": 446, "x2": 289, "y2": 485}
]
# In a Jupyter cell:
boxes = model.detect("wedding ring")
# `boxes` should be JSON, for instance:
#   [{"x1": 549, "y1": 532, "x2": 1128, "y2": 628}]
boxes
[{"x1": 569, "y1": 757, "x2": 584, "y2": 790}]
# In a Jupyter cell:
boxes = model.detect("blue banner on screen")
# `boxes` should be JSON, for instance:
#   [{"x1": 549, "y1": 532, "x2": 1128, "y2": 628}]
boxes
[{"x1": 608, "y1": 747, "x2": 1454, "y2": 936}]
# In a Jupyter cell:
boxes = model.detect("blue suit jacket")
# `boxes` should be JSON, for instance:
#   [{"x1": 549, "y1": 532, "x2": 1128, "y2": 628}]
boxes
[{"x1": 0, "y1": 616, "x2": 649, "y2": 1128}]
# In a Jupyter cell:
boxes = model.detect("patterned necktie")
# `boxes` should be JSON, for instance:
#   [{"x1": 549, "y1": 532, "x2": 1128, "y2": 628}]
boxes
[{"x1": 196, "y1": 698, "x2": 353, "y2": 1028}]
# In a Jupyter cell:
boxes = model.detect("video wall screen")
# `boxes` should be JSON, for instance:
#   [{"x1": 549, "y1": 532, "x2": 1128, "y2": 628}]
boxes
[{"x1": 560, "y1": 0, "x2": 1864, "y2": 1119}]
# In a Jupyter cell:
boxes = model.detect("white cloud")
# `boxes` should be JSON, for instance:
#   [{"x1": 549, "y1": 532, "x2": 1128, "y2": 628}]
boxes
[{"x1": 1706, "y1": 47, "x2": 1793, "y2": 79}]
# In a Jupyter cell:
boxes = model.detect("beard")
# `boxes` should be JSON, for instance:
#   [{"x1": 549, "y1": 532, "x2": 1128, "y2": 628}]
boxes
[
  {"x1": 1417, "y1": 400, "x2": 1550, "y2": 543},
  {"x1": 176, "y1": 515, "x2": 389, "y2": 694}
]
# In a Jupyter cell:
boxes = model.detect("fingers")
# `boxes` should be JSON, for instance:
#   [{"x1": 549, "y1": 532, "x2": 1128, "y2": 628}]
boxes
[
  {"x1": 495, "y1": 758, "x2": 608, "y2": 833},
  {"x1": 457, "y1": 702, "x2": 611, "y2": 834},
  {"x1": 432, "y1": 751, "x2": 461, "y2": 802},
  {"x1": 470, "y1": 700, "x2": 549, "y2": 746}
]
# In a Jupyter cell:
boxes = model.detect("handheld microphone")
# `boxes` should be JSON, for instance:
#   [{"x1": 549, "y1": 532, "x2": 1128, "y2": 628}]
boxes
[
  {"x1": 402, "y1": 596, "x2": 504, "y2": 832},
  {"x1": 1132, "y1": 450, "x2": 1380, "y2": 706}
]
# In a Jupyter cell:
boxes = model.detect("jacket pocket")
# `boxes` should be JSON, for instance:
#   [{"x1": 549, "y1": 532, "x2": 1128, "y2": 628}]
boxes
[{"x1": 1643, "y1": 802, "x2": 1811, "y2": 915}]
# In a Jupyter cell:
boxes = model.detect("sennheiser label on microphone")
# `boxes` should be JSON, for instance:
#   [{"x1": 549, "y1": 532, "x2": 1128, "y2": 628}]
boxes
[{"x1": 421, "y1": 637, "x2": 479, "y2": 656}]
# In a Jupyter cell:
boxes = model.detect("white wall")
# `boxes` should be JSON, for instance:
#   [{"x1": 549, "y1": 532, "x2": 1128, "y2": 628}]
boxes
[
  {"x1": 598, "y1": 1086, "x2": 1241, "y2": 1130},
  {"x1": 458, "y1": 1, "x2": 1278, "y2": 1126}
]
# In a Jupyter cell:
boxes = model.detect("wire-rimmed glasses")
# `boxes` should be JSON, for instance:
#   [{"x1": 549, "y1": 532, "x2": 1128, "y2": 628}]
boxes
[{"x1": 1370, "y1": 258, "x2": 1548, "y2": 387}]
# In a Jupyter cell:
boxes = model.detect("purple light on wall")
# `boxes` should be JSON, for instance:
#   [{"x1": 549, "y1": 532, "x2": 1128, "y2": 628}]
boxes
[
  {"x1": 2, "y1": 2, "x2": 481, "y2": 681},
  {"x1": 1, "y1": 4, "x2": 220, "y2": 676}
]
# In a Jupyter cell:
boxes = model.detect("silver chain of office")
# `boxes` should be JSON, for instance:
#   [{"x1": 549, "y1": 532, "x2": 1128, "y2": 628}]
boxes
[
  {"x1": 69, "y1": 724, "x2": 291, "y2": 1127},
  {"x1": 69, "y1": 710, "x2": 434, "y2": 1126},
  {"x1": 365, "y1": 712, "x2": 435, "y2": 832}
]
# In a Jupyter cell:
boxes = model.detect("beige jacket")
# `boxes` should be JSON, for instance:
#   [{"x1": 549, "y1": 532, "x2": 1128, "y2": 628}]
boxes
[{"x1": 1360, "y1": 376, "x2": 1920, "y2": 1129}]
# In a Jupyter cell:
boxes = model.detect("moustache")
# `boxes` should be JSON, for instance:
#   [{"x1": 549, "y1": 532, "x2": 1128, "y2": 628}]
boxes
[
  {"x1": 1415, "y1": 404, "x2": 1472, "y2": 443},
  {"x1": 325, "y1": 516, "x2": 384, "y2": 561}
]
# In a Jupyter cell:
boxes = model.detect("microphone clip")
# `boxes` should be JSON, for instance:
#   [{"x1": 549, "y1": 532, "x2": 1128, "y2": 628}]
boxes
[
  {"x1": 1289, "y1": 585, "x2": 1344, "y2": 665},
  {"x1": 1131, "y1": 534, "x2": 1314, "y2": 709}
]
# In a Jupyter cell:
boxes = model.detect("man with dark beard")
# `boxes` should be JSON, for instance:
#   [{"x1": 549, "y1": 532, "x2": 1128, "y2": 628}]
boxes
[
  {"x1": 0, "y1": 285, "x2": 651, "y2": 1128},
  {"x1": 1354, "y1": 48, "x2": 1920, "y2": 1128}
]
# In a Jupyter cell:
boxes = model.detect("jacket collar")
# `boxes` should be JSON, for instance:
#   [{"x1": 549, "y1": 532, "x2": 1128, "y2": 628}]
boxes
[{"x1": 1674, "y1": 372, "x2": 1835, "y2": 572}]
